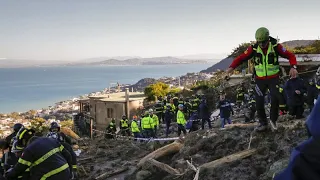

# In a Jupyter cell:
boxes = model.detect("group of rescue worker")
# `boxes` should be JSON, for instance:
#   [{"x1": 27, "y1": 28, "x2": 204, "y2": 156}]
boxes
[{"x1": 0, "y1": 122, "x2": 77, "y2": 180}]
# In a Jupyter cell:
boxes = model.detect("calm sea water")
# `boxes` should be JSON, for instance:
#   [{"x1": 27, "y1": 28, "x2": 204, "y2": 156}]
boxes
[{"x1": 0, "y1": 64, "x2": 209, "y2": 113}]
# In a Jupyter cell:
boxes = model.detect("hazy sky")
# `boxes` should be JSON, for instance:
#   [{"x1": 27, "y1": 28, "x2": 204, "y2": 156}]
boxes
[{"x1": 0, "y1": 0, "x2": 319, "y2": 60}]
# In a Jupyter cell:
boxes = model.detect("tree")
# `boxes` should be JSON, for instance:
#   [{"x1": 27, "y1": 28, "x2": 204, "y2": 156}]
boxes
[
  {"x1": 228, "y1": 43, "x2": 252, "y2": 71},
  {"x1": 9, "y1": 112, "x2": 20, "y2": 119},
  {"x1": 144, "y1": 82, "x2": 169, "y2": 101}
]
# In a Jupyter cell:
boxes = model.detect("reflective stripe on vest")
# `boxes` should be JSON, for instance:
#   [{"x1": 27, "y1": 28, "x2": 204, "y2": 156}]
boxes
[
  {"x1": 120, "y1": 119, "x2": 129, "y2": 128},
  {"x1": 40, "y1": 163, "x2": 69, "y2": 180},
  {"x1": 253, "y1": 42, "x2": 279, "y2": 77},
  {"x1": 279, "y1": 104, "x2": 286, "y2": 108}
]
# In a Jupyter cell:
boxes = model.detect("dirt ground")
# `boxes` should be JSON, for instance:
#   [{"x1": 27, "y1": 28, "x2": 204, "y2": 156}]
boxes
[{"x1": 76, "y1": 115, "x2": 308, "y2": 180}]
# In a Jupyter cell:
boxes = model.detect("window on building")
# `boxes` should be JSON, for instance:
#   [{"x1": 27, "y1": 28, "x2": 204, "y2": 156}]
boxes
[{"x1": 107, "y1": 108, "x2": 114, "y2": 118}]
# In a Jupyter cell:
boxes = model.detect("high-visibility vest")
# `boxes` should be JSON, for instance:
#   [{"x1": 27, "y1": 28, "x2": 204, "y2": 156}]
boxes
[
  {"x1": 150, "y1": 114, "x2": 159, "y2": 127},
  {"x1": 141, "y1": 117, "x2": 153, "y2": 129},
  {"x1": 253, "y1": 41, "x2": 280, "y2": 77},
  {"x1": 120, "y1": 119, "x2": 129, "y2": 128},
  {"x1": 109, "y1": 122, "x2": 116, "y2": 130},
  {"x1": 131, "y1": 121, "x2": 140, "y2": 133},
  {"x1": 177, "y1": 110, "x2": 186, "y2": 125}
]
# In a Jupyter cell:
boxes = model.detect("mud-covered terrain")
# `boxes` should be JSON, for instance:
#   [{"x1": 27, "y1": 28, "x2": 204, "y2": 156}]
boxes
[{"x1": 77, "y1": 117, "x2": 307, "y2": 180}]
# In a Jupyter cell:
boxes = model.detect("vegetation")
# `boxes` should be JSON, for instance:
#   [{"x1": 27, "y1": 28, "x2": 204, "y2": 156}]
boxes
[
  {"x1": 144, "y1": 82, "x2": 182, "y2": 101},
  {"x1": 290, "y1": 40, "x2": 320, "y2": 54}
]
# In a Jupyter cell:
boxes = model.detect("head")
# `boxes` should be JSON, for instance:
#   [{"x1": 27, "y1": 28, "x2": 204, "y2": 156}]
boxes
[
  {"x1": 149, "y1": 109, "x2": 154, "y2": 115},
  {"x1": 13, "y1": 123, "x2": 24, "y2": 133},
  {"x1": 112, "y1": 118, "x2": 116, "y2": 123},
  {"x1": 144, "y1": 111, "x2": 149, "y2": 117},
  {"x1": 16, "y1": 127, "x2": 36, "y2": 148},
  {"x1": 49, "y1": 122, "x2": 60, "y2": 132},
  {"x1": 178, "y1": 104, "x2": 184, "y2": 110},
  {"x1": 255, "y1": 27, "x2": 270, "y2": 48},
  {"x1": 166, "y1": 105, "x2": 171, "y2": 110},
  {"x1": 248, "y1": 89, "x2": 254, "y2": 95},
  {"x1": 122, "y1": 115, "x2": 126, "y2": 120},
  {"x1": 220, "y1": 92, "x2": 226, "y2": 101},
  {"x1": 133, "y1": 115, "x2": 137, "y2": 120}
]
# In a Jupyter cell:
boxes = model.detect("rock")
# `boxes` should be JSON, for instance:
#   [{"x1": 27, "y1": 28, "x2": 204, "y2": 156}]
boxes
[
  {"x1": 136, "y1": 170, "x2": 152, "y2": 180},
  {"x1": 267, "y1": 158, "x2": 289, "y2": 178}
]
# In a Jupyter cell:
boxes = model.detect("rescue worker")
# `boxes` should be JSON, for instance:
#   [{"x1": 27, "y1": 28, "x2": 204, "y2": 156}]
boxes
[
  {"x1": 285, "y1": 76, "x2": 307, "y2": 119},
  {"x1": 278, "y1": 85, "x2": 288, "y2": 115},
  {"x1": 47, "y1": 122, "x2": 72, "y2": 145},
  {"x1": 236, "y1": 86, "x2": 245, "y2": 108},
  {"x1": 141, "y1": 111, "x2": 154, "y2": 138},
  {"x1": 176, "y1": 104, "x2": 187, "y2": 136},
  {"x1": 226, "y1": 27, "x2": 298, "y2": 131},
  {"x1": 105, "y1": 118, "x2": 116, "y2": 139},
  {"x1": 172, "y1": 94, "x2": 179, "y2": 109},
  {"x1": 217, "y1": 91, "x2": 234, "y2": 128},
  {"x1": 154, "y1": 101, "x2": 163, "y2": 122},
  {"x1": 198, "y1": 97, "x2": 212, "y2": 130},
  {"x1": 149, "y1": 109, "x2": 159, "y2": 137},
  {"x1": 274, "y1": 96, "x2": 320, "y2": 180},
  {"x1": 178, "y1": 97, "x2": 184, "y2": 107},
  {"x1": 5, "y1": 127, "x2": 73, "y2": 180},
  {"x1": 306, "y1": 79, "x2": 318, "y2": 112},
  {"x1": 120, "y1": 115, "x2": 130, "y2": 136},
  {"x1": 245, "y1": 89, "x2": 256, "y2": 123},
  {"x1": 1, "y1": 123, "x2": 23, "y2": 175},
  {"x1": 164, "y1": 105, "x2": 174, "y2": 137},
  {"x1": 183, "y1": 98, "x2": 192, "y2": 119},
  {"x1": 131, "y1": 117, "x2": 142, "y2": 139},
  {"x1": 190, "y1": 96, "x2": 199, "y2": 116},
  {"x1": 10, "y1": 140, "x2": 29, "y2": 180}
]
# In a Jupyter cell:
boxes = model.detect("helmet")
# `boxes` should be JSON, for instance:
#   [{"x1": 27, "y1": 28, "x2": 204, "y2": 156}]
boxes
[
  {"x1": 144, "y1": 111, "x2": 149, "y2": 116},
  {"x1": 178, "y1": 104, "x2": 184, "y2": 108},
  {"x1": 219, "y1": 90, "x2": 225, "y2": 95},
  {"x1": 316, "y1": 80, "x2": 320, "y2": 89},
  {"x1": 255, "y1": 27, "x2": 270, "y2": 42},
  {"x1": 16, "y1": 127, "x2": 36, "y2": 148},
  {"x1": 122, "y1": 115, "x2": 126, "y2": 119},
  {"x1": 50, "y1": 122, "x2": 60, "y2": 131},
  {"x1": 11, "y1": 140, "x2": 24, "y2": 153},
  {"x1": 13, "y1": 123, "x2": 23, "y2": 133},
  {"x1": 148, "y1": 109, "x2": 153, "y2": 112},
  {"x1": 133, "y1": 115, "x2": 137, "y2": 119}
]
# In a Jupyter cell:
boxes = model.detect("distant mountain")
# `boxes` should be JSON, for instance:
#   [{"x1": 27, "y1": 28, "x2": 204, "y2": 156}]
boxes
[
  {"x1": 89, "y1": 56, "x2": 208, "y2": 65},
  {"x1": 0, "y1": 59, "x2": 69, "y2": 68},
  {"x1": 176, "y1": 53, "x2": 227, "y2": 60},
  {"x1": 79, "y1": 56, "x2": 141, "y2": 63},
  {"x1": 282, "y1": 40, "x2": 316, "y2": 49},
  {"x1": 200, "y1": 57, "x2": 233, "y2": 73}
]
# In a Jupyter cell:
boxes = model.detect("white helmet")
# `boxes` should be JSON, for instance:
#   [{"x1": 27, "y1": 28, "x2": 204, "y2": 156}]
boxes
[{"x1": 149, "y1": 109, "x2": 153, "y2": 112}]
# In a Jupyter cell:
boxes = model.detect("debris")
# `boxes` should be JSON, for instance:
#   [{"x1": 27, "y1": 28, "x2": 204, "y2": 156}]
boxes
[
  {"x1": 138, "y1": 139, "x2": 183, "y2": 167},
  {"x1": 147, "y1": 159, "x2": 181, "y2": 175},
  {"x1": 94, "y1": 167, "x2": 129, "y2": 180},
  {"x1": 61, "y1": 127, "x2": 80, "y2": 139}
]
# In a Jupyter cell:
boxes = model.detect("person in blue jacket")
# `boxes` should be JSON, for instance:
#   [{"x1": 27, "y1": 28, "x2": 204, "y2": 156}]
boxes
[
  {"x1": 217, "y1": 91, "x2": 234, "y2": 128},
  {"x1": 285, "y1": 76, "x2": 307, "y2": 119},
  {"x1": 274, "y1": 95, "x2": 320, "y2": 180}
]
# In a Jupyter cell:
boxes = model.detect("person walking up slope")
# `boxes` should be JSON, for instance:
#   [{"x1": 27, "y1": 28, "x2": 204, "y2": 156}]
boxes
[
  {"x1": 176, "y1": 104, "x2": 187, "y2": 136},
  {"x1": 225, "y1": 27, "x2": 298, "y2": 131}
]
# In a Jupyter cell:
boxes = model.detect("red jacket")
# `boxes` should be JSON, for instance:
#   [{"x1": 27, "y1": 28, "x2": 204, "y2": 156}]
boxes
[{"x1": 229, "y1": 43, "x2": 297, "y2": 79}]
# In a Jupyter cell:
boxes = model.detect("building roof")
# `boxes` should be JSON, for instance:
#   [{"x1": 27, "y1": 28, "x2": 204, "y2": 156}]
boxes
[{"x1": 89, "y1": 92, "x2": 146, "y2": 103}]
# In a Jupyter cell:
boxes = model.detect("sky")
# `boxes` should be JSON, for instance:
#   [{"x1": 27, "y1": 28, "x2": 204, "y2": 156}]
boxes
[{"x1": 0, "y1": 0, "x2": 320, "y2": 61}]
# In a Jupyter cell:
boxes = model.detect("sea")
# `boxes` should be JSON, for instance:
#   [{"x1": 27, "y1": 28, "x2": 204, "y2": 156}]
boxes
[{"x1": 0, "y1": 64, "x2": 210, "y2": 113}]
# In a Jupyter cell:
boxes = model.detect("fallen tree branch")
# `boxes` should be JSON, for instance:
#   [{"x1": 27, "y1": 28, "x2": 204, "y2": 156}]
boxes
[
  {"x1": 94, "y1": 167, "x2": 129, "y2": 180},
  {"x1": 225, "y1": 123, "x2": 258, "y2": 129},
  {"x1": 78, "y1": 156, "x2": 94, "y2": 163},
  {"x1": 200, "y1": 148, "x2": 257, "y2": 169},
  {"x1": 186, "y1": 160, "x2": 198, "y2": 172},
  {"x1": 138, "y1": 139, "x2": 183, "y2": 167},
  {"x1": 147, "y1": 159, "x2": 181, "y2": 175}
]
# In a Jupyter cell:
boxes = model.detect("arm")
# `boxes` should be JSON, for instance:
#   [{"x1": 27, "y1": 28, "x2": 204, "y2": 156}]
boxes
[
  {"x1": 276, "y1": 44, "x2": 297, "y2": 66},
  {"x1": 228, "y1": 46, "x2": 255, "y2": 71},
  {"x1": 61, "y1": 133, "x2": 72, "y2": 145},
  {"x1": 60, "y1": 144, "x2": 73, "y2": 173},
  {"x1": 61, "y1": 142, "x2": 77, "y2": 171},
  {"x1": 5, "y1": 149, "x2": 33, "y2": 180}
]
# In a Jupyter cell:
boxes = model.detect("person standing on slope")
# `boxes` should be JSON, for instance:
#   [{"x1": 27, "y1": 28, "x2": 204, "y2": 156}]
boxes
[{"x1": 225, "y1": 27, "x2": 298, "y2": 131}]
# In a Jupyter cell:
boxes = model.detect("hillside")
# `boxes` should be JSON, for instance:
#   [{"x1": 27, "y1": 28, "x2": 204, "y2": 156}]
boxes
[
  {"x1": 282, "y1": 40, "x2": 315, "y2": 49},
  {"x1": 200, "y1": 57, "x2": 233, "y2": 73}
]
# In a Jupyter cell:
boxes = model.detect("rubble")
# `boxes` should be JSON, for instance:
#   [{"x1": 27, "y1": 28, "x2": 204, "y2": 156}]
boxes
[{"x1": 77, "y1": 117, "x2": 308, "y2": 180}]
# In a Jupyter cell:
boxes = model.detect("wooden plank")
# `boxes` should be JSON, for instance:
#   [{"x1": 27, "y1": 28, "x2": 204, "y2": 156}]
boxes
[
  {"x1": 200, "y1": 149, "x2": 257, "y2": 169},
  {"x1": 95, "y1": 167, "x2": 129, "y2": 180},
  {"x1": 147, "y1": 159, "x2": 181, "y2": 175}
]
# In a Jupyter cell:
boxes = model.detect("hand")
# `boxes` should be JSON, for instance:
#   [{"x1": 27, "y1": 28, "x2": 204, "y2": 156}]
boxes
[
  {"x1": 295, "y1": 90, "x2": 301, "y2": 94},
  {"x1": 289, "y1": 68, "x2": 298, "y2": 78}
]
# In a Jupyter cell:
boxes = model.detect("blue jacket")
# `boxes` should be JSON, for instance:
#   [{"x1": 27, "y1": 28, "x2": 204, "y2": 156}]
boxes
[
  {"x1": 198, "y1": 101, "x2": 210, "y2": 119},
  {"x1": 285, "y1": 78, "x2": 307, "y2": 106},
  {"x1": 274, "y1": 96, "x2": 320, "y2": 180},
  {"x1": 164, "y1": 109, "x2": 174, "y2": 123},
  {"x1": 217, "y1": 99, "x2": 233, "y2": 118},
  {"x1": 6, "y1": 137, "x2": 72, "y2": 180}
]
